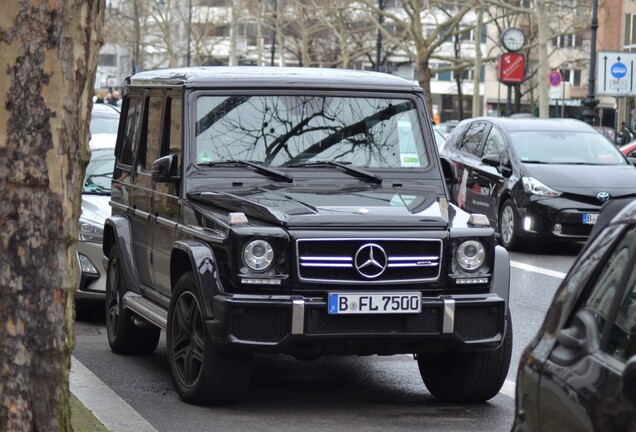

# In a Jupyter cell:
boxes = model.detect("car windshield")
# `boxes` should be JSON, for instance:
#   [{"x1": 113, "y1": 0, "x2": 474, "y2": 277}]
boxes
[
  {"x1": 83, "y1": 148, "x2": 115, "y2": 194},
  {"x1": 90, "y1": 114, "x2": 119, "y2": 135},
  {"x1": 510, "y1": 130, "x2": 628, "y2": 165},
  {"x1": 194, "y1": 95, "x2": 429, "y2": 169}
]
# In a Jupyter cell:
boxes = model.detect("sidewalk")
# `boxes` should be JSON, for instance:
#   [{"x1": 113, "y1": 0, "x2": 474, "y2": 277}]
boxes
[{"x1": 70, "y1": 356, "x2": 159, "y2": 432}]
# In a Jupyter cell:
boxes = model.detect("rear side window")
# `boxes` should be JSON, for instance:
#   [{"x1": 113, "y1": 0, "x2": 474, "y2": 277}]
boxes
[
  {"x1": 117, "y1": 96, "x2": 143, "y2": 167},
  {"x1": 458, "y1": 122, "x2": 489, "y2": 157}
]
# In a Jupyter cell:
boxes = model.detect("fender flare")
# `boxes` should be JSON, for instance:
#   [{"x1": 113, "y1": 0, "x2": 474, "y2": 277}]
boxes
[
  {"x1": 171, "y1": 240, "x2": 223, "y2": 319},
  {"x1": 491, "y1": 245, "x2": 511, "y2": 313},
  {"x1": 102, "y1": 215, "x2": 141, "y2": 294}
]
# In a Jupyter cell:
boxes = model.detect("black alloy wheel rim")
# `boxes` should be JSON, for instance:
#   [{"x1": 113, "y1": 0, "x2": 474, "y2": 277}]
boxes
[
  {"x1": 171, "y1": 291, "x2": 205, "y2": 387},
  {"x1": 106, "y1": 257, "x2": 120, "y2": 339}
]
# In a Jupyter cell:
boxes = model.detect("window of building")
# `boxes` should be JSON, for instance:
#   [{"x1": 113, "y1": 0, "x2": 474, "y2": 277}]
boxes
[
  {"x1": 98, "y1": 54, "x2": 117, "y2": 67},
  {"x1": 625, "y1": 13, "x2": 636, "y2": 50},
  {"x1": 551, "y1": 33, "x2": 583, "y2": 48}
]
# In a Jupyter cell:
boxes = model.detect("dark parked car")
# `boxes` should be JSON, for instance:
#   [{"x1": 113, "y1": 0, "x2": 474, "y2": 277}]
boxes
[
  {"x1": 103, "y1": 66, "x2": 512, "y2": 405},
  {"x1": 441, "y1": 117, "x2": 636, "y2": 250},
  {"x1": 513, "y1": 198, "x2": 636, "y2": 432}
]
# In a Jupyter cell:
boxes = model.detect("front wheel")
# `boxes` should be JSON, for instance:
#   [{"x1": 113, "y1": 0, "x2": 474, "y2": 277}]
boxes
[
  {"x1": 105, "y1": 247, "x2": 160, "y2": 355},
  {"x1": 167, "y1": 272, "x2": 254, "y2": 405},
  {"x1": 417, "y1": 314, "x2": 513, "y2": 403},
  {"x1": 499, "y1": 199, "x2": 522, "y2": 250}
]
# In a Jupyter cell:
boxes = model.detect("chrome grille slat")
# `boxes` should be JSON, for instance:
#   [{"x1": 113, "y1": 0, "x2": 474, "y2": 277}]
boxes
[{"x1": 296, "y1": 238, "x2": 442, "y2": 284}]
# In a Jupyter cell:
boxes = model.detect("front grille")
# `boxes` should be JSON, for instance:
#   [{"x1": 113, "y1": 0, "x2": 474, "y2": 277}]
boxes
[
  {"x1": 305, "y1": 307, "x2": 441, "y2": 335},
  {"x1": 297, "y1": 238, "x2": 442, "y2": 284},
  {"x1": 455, "y1": 304, "x2": 503, "y2": 341},
  {"x1": 231, "y1": 307, "x2": 290, "y2": 342}
]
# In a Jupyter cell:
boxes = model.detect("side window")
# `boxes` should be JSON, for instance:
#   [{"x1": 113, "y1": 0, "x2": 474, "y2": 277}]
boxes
[
  {"x1": 606, "y1": 226, "x2": 636, "y2": 363},
  {"x1": 458, "y1": 122, "x2": 489, "y2": 157},
  {"x1": 482, "y1": 126, "x2": 509, "y2": 165},
  {"x1": 117, "y1": 96, "x2": 143, "y2": 168},
  {"x1": 142, "y1": 95, "x2": 163, "y2": 171},
  {"x1": 163, "y1": 95, "x2": 183, "y2": 174},
  {"x1": 584, "y1": 226, "x2": 636, "y2": 340}
]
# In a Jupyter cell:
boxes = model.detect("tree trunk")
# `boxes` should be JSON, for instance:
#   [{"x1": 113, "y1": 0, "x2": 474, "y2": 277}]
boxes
[
  {"x1": 0, "y1": 1, "x2": 104, "y2": 430},
  {"x1": 536, "y1": 0, "x2": 550, "y2": 118},
  {"x1": 472, "y1": 6, "x2": 483, "y2": 118}
]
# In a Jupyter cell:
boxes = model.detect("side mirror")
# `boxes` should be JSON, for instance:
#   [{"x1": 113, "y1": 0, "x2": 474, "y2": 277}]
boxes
[
  {"x1": 151, "y1": 154, "x2": 178, "y2": 181},
  {"x1": 622, "y1": 356, "x2": 636, "y2": 401},
  {"x1": 481, "y1": 153, "x2": 501, "y2": 168},
  {"x1": 440, "y1": 157, "x2": 458, "y2": 185}
]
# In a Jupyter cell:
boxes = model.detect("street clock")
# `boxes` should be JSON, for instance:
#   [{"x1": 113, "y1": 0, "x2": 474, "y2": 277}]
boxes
[{"x1": 501, "y1": 28, "x2": 525, "y2": 52}]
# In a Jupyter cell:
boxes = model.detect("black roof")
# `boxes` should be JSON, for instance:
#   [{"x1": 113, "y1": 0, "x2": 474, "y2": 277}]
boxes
[
  {"x1": 461, "y1": 116, "x2": 596, "y2": 132},
  {"x1": 126, "y1": 66, "x2": 422, "y2": 93}
]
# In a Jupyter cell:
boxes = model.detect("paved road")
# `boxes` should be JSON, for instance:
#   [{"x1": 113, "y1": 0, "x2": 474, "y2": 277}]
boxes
[{"x1": 72, "y1": 241, "x2": 582, "y2": 432}]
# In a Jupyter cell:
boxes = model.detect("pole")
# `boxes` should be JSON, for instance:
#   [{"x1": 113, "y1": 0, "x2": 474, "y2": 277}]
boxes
[
  {"x1": 270, "y1": 0, "x2": 277, "y2": 66},
  {"x1": 186, "y1": 0, "x2": 192, "y2": 67},
  {"x1": 562, "y1": 70, "x2": 565, "y2": 118},
  {"x1": 506, "y1": 85, "x2": 512, "y2": 117},
  {"x1": 582, "y1": 0, "x2": 599, "y2": 125},
  {"x1": 375, "y1": 0, "x2": 384, "y2": 72}
]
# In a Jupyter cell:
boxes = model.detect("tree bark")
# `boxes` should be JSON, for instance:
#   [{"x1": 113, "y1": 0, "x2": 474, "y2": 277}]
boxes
[{"x1": 0, "y1": 1, "x2": 104, "y2": 430}]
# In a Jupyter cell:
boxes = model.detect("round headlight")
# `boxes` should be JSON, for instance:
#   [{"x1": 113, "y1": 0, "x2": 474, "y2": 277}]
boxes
[
  {"x1": 456, "y1": 240, "x2": 485, "y2": 271},
  {"x1": 242, "y1": 240, "x2": 274, "y2": 271}
]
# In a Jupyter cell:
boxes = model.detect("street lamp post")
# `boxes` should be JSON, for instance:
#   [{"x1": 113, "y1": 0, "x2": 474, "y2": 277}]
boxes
[{"x1": 582, "y1": 0, "x2": 599, "y2": 125}]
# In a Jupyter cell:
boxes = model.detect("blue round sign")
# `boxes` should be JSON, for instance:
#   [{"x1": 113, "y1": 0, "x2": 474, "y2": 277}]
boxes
[{"x1": 611, "y1": 62, "x2": 627, "y2": 79}]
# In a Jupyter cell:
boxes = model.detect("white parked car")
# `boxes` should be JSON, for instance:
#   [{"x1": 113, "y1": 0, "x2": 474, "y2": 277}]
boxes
[{"x1": 75, "y1": 105, "x2": 118, "y2": 315}]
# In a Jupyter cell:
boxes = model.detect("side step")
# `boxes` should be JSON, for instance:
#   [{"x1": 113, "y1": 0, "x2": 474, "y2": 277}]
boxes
[{"x1": 122, "y1": 292, "x2": 168, "y2": 331}]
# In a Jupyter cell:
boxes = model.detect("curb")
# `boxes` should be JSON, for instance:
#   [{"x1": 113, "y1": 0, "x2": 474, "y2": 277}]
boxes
[{"x1": 70, "y1": 356, "x2": 159, "y2": 432}]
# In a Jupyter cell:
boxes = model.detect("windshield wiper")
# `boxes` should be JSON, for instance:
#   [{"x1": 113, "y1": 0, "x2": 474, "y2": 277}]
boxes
[
  {"x1": 287, "y1": 160, "x2": 383, "y2": 184},
  {"x1": 201, "y1": 160, "x2": 294, "y2": 183},
  {"x1": 521, "y1": 160, "x2": 550, "y2": 164}
]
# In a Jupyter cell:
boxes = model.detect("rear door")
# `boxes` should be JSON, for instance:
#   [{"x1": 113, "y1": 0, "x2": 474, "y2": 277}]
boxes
[
  {"x1": 538, "y1": 224, "x2": 636, "y2": 431},
  {"x1": 452, "y1": 121, "x2": 490, "y2": 213}
]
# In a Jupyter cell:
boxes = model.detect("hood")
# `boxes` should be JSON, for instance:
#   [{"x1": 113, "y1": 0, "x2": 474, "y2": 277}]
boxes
[
  {"x1": 81, "y1": 194, "x2": 111, "y2": 223},
  {"x1": 523, "y1": 164, "x2": 636, "y2": 198},
  {"x1": 189, "y1": 183, "x2": 452, "y2": 229}
]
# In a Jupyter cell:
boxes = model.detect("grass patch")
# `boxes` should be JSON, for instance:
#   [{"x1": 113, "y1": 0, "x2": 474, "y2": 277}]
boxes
[{"x1": 71, "y1": 393, "x2": 110, "y2": 432}]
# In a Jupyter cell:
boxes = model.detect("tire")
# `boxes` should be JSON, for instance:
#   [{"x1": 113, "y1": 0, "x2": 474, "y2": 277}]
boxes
[
  {"x1": 105, "y1": 247, "x2": 160, "y2": 355},
  {"x1": 499, "y1": 199, "x2": 521, "y2": 250},
  {"x1": 417, "y1": 314, "x2": 513, "y2": 403},
  {"x1": 167, "y1": 272, "x2": 254, "y2": 405}
]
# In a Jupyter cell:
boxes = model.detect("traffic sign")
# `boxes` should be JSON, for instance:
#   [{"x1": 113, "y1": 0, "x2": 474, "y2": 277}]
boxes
[
  {"x1": 549, "y1": 70, "x2": 562, "y2": 87},
  {"x1": 497, "y1": 53, "x2": 526, "y2": 84},
  {"x1": 596, "y1": 51, "x2": 636, "y2": 96}
]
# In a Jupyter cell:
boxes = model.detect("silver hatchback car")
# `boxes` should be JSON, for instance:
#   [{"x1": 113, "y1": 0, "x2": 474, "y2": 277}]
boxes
[{"x1": 75, "y1": 105, "x2": 118, "y2": 314}]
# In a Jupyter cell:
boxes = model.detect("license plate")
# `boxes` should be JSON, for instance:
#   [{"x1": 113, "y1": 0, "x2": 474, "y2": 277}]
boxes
[
  {"x1": 328, "y1": 293, "x2": 421, "y2": 315},
  {"x1": 582, "y1": 213, "x2": 598, "y2": 225}
]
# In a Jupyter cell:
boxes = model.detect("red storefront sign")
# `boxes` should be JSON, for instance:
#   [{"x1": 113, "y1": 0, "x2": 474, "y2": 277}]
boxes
[{"x1": 497, "y1": 53, "x2": 526, "y2": 84}]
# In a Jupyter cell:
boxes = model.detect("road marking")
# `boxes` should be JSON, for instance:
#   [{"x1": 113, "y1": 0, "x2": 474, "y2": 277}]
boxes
[
  {"x1": 510, "y1": 260, "x2": 566, "y2": 280},
  {"x1": 70, "y1": 356, "x2": 159, "y2": 432},
  {"x1": 501, "y1": 379, "x2": 516, "y2": 398}
]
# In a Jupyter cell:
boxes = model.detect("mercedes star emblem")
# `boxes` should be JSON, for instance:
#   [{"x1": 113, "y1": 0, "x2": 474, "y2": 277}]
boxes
[{"x1": 354, "y1": 243, "x2": 388, "y2": 278}]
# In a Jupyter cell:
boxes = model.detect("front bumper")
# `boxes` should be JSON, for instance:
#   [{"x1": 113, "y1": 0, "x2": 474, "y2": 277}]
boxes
[
  {"x1": 207, "y1": 293, "x2": 507, "y2": 356},
  {"x1": 518, "y1": 196, "x2": 602, "y2": 241},
  {"x1": 75, "y1": 241, "x2": 107, "y2": 301}
]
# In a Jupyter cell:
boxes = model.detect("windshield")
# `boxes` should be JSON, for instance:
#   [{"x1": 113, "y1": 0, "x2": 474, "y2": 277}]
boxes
[
  {"x1": 510, "y1": 130, "x2": 628, "y2": 165},
  {"x1": 90, "y1": 115, "x2": 119, "y2": 135},
  {"x1": 194, "y1": 95, "x2": 428, "y2": 169},
  {"x1": 83, "y1": 148, "x2": 115, "y2": 194}
]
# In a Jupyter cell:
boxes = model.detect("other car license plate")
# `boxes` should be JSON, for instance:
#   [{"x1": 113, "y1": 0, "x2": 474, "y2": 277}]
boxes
[
  {"x1": 582, "y1": 213, "x2": 598, "y2": 225},
  {"x1": 328, "y1": 292, "x2": 421, "y2": 315}
]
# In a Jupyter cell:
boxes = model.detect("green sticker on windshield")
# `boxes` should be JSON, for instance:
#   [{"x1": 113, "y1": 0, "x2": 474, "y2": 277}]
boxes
[{"x1": 198, "y1": 151, "x2": 213, "y2": 163}]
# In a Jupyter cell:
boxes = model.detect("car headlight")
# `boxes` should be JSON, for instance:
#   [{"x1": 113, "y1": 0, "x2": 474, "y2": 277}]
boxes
[
  {"x1": 242, "y1": 239, "x2": 274, "y2": 271},
  {"x1": 455, "y1": 240, "x2": 486, "y2": 271},
  {"x1": 522, "y1": 177, "x2": 562, "y2": 197},
  {"x1": 78, "y1": 217, "x2": 104, "y2": 243}
]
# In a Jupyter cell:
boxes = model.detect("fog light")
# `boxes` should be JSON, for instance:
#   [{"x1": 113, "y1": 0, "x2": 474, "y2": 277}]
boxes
[
  {"x1": 78, "y1": 253, "x2": 98, "y2": 275},
  {"x1": 554, "y1": 223, "x2": 563, "y2": 233},
  {"x1": 523, "y1": 216, "x2": 532, "y2": 231}
]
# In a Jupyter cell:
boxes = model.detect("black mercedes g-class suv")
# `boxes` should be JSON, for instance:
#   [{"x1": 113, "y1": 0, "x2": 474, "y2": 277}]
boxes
[{"x1": 103, "y1": 66, "x2": 512, "y2": 405}]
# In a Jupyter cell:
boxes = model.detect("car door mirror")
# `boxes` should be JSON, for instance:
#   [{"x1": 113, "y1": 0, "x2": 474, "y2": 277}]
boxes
[
  {"x1": 481, "y1": 153, "x2": 501, "y2": 168},
  {"x1": 440, "y1": 157, "x2": 458, "y2": 185},
  {"x1": 550, "y1": 309, "x2": 600, "y2": 366},
  {"x1": 151, "y1": 154, "x2": 178, "y2": 181},
  {"x1": 622, "y1": 356, "x2": 636, "y2": 401}
]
